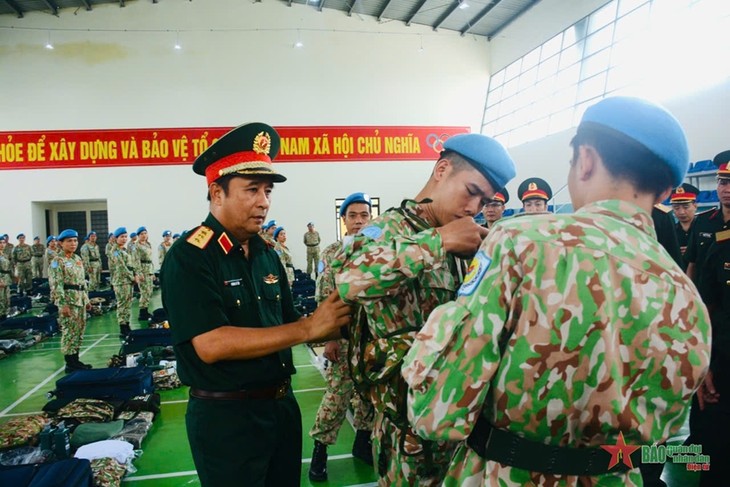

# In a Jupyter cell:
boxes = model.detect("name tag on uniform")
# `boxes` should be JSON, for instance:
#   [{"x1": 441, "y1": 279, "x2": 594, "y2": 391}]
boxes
[
  {"x1": 224, "y1": 279, "x2": 242, "y2": 287},
  {"x1": 700, "y1": 232, "x2": 712, "y2": 239},
  {"x1": 65, "y1": 261, "x2": 73, "y2": 268}
]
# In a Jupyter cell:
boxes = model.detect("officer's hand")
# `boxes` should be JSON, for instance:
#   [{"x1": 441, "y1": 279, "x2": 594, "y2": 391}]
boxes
[
  {"x1": 698, "y1": 370, "x2": 719, "y2": 410},
  {"x1": 61, "y1": 305, "x2": 71, "y2": 317},
  {"x1": 306, "y1": 292, "x2": 352, "y2": 342},
  {"x1": 323, "y1": 340, "x2": 341, "y2": 362},
  {"x1": 438, "y1": 217, "x2": 489, "y2": 257}
]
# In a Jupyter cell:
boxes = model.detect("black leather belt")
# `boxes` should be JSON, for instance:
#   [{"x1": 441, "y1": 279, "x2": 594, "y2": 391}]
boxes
[
  {"x1": 63, "y1": 284, "x2": 84, "y2": 291},
  {"x1": 141, "y1": 260, "x2": 152, "y2": 264},
  {"x1": 466, "y1": 415, "x2": 638, "y2": 476},
  {"x1": 16, "y1": 259, "x2": 30, "y2": 263},
  {"x1": 0, "y1": 270, "x2": 10, "y2": 274},
  {"x1": 305, "y1": 244, "x2": 319, "y2": 247},
  {"x1": 89, "y1": 258, "x2": 100, "y2": 262},
  {"x1": 190, "y1": 379, "x2": 290, "y2": 401}
]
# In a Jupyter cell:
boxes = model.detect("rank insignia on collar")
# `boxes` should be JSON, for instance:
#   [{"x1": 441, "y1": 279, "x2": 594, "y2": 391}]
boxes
[
  {"x1": 218, "y1": 233, "x2": 234, "y2": 254},
  {"x1": 263, "y1": 274, "x2": 279, "y2": 284}
]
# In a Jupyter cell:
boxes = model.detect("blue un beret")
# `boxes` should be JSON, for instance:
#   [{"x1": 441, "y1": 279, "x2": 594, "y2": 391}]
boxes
[
  {"x1": 162, "y1": 230, "x2": 172, "y2": 237},
  {"x1": 46, "y1": 236, "x2": 56, "y2": 245},
  {"x1": 172, "y1": 233, "x2": 181, "y2": 239},
  {"x1": 130, "y1": 232, "x2": 137, "y2": 239},
  {"x1": 136, "y1": 226, "x2": 147, "y2": 235},
  {"x1": 34, "y1": 236, "x2": 40, "y2": 241},
  {"x1": 579, "y1": 96, "x2": 689, "y2": 187},
  {"x1": 442, "y1": 134, "x2": 516, "y2": 191},
  {"x1": 273, "y1": 227, "x2": 285, "y2": 240},
  {"x1": 340, "y1": 192, "x2": 372, "y2": 217},
  {"x1": 113, "y1": 227, "x2": 128, "y2": 238},
  {"x1": 17, "y1": 233, "x2": 25, "y2": 239},
  {"x1": 57, "y1": 229, "x2": 78, "y2": 241},
  {"x1": 263, "y1": 220, "x2": 277, "y2": 231}
]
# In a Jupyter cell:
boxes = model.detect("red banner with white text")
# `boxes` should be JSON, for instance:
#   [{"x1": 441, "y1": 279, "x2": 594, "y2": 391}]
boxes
[{"x1": 0, "y1": 126, "x2": 470, "y2": 170}]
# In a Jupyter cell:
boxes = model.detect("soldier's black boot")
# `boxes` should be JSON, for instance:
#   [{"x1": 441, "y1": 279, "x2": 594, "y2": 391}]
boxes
[
  {"x1": 64, "y1": 354, "x2": 85, "y2": 374},
  {"x1": 138, "y1": 308, "x2": 150, "y2": 321},
  {"x1": 308, "y1": 440, "x2": 328, "y2": 482},
  {"x1": 352, "y1": 429, "x2": 373, "y2": 466},
  {"x1": 72, "y1": 353, "x2": 92, "y2": 370},
  {"x1": 119, "y1": 323, "x2": 131, "y2": 339}
]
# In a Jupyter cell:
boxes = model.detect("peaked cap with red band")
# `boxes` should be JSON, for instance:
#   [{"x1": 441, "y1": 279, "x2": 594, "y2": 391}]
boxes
[
  {"x1": 670, "y1": 183, "x2": 699, "y2": 203},
  {"x1": 489, "y1": 187, "x2": 510, "y2": 204},
  {"x1": 518, "y1": 177, "x2": 552, "y2": 202},
  {"x1": 193, "y1": 122, "x2": 287, "y2": 185},
  {"x1": 714, "y1": 150, "x2": 730, "y2": 180}
]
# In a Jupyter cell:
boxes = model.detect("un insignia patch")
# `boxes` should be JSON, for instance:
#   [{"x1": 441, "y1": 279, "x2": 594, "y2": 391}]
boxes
[
  {"x1": 361, "y1": 225, "x2": 383, "y2": 240},
  {"x1": 458, "y1": 251, "x2": 492, "y2": 297},
  {"x1": 318, "y1": 260, "x2": 325, "y2": 274},
  {"x1": 51, "y1": 260, "x2": 58, "y2": 269}
]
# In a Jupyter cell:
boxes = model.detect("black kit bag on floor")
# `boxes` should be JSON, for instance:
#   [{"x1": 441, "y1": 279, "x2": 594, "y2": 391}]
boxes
[
  {"x1": 150, "y1": 307, "x2": 168, "y2": 325},
  {"x1": 87, "y1": 290, "x2": 115, "y2": 301},
  {"x1": 10, "y1": 295, "x2": 32, "y2": 312},
  {"x1": 0, "y1": 458, "x2": 94, "y2": 487},
  {"x1": 121, "y1": 328, "x2": 172, "y2": 355},
  {"x1": 0, "y1": 315, "x2": 58, "y2": 335},
  {"x1": 48, "y1": 366, "x2": 154, "y2": 403}
]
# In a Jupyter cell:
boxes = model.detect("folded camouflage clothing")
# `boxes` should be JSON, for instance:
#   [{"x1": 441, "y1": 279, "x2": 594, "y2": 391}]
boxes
[
  {"x1": 56, "y1": 399, "x2": 115, "y2": 424},
  {"x1": 0, "y1": 414, "x2": 48, "y2": 450}
]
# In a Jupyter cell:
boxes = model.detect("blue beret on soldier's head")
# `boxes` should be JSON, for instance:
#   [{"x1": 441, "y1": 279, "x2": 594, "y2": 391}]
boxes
[
  {"x1": 17, "y1": 233, "x2": 25, "y2": 239},
  {"x1": 46, "y1": 236, "x2": 56, "y2": 245},
  {"x1": 173, "y1": 233, "x2": 181, "y2": 239},
  {"x1": 263, "y1": 220, "x2": 277, "y2": 231},
  {"x1": 130, "y1": 233, "x2": 137, "y2": 239},
  {"x1": 192, "y1": 122, "x2": 286, "y2": 185},
  {"x1": 0, "y1": 235, "x2": 6, "y2": 243},
  {"x1": 340, "y1": 192, "x2": 372, "y2": 217},
  {"x1": 57, "y1": 229, "x2": 78, "y2": 241},
  {"x1": 33, "y1": 236, "x2": 39, "y2": 241},
  {"x1": 442, "y1": 134, "x2": 516, "y2": 191},
  {"x1": 578, "y1": 96, "x2": 689, "y2": 187},
  {"x1": 136, "y1": 226, "x2": 147, "y2": 235},
  {"x1": 113, "y1": 227, "x2": 127, "y2": 238},
  {"x1": 162, "y1": 230, "x2": 172, "y2": 237},
  {"x1": 273, "y1": 227, "x2": 285, "y2": 241}
]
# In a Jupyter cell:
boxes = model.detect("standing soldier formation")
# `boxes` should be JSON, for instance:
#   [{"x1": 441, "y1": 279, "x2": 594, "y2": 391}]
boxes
[
  {"x1": 333, "y1": 133, "x2": 516, "y2": 486},
  {"x1": 134, "y1": 226, "x2": 155, "y2": 321},
  {"x1": 30, "y1": 236, "x2": 45, "y2": 279},
  {"x1": 80, "y1": 231, "x2": 102, "y2": 291},
  {"x1": 110, "y1": 227, "x2": 137, "y2": 337},
  {"x1": 50, "y1": 229, "x2": 92, "y2": 373},
  {"x1": 12, "y1": 233, "x2": 33, "y2": 296},
  {"x1": 309, "y1": 192, "x2": 374, "y2": 482},
  {"x1": 402, "y1": 96, "x2": 711, "y2": 486},
  {"x1": 0, "y1": 236, "x2": 12, "y2": 321},
  {"x1": 303, "y1": 222, "x2": 321, "y2": 278}
]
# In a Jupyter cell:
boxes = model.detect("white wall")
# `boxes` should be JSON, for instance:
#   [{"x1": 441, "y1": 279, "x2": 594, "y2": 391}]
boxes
[{"x1": 0, "y1": 0, "x2": 490, "y2": 268}]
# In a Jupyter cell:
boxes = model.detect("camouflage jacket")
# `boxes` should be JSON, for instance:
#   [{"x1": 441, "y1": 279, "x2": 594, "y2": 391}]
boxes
[
  {"x1": 158, "y1": 242, "x2": 171, "y2": 268},
  {"x1": 303, "y1": 230, "x2": 321, "y2": 248},
  {"x1": 110, "y1": 246, "x2": 135, "y2": 286},
  {"x1": 0, "y1": 254, "x2": 12, "y2": 286},
  {"x1": 275, "y1": 243, "x2": 295, "y2": 284},
  {"x1": 3, "y1": 243, "x2": 12, "y2": 260},
  {"x1": 104, "y1": 242, "x2": 115, "y2": 262},
  {"x1": 31, "y1": 243, "x2": 45, "y2": 258},
  {"x1": 45, "y1": 248, "x2": 57, "y2": 266},
  {"x1": 12, "y1": 243, "x2": 32, "y2": 264},
  {"x1": 135, "y1": 241, "x2": 155, "y2": 275},
  {"x1": 315, "y1": 240, "x2": 343, "y2": 304},
  {"x1": 332, "y1": 200, "x2": 466, "y2": 423},
  {"x1": 80, "y1": 242, "x2": 101, "y2": 268},
  {"x1": 402, "y1": 200, "x2": 712, "y2": 486},
  {"x1": 49, "y1": 253, "x2": 89, "y2": 308}
]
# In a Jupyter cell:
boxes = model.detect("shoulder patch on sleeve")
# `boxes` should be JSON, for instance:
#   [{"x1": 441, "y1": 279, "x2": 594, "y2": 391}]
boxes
[
  {"x1": 186, "y1": 226, "x2": 214, "y2": 249},
  {"x1": 458, "y1": 250, "x2": 492, "y2": 297},
  {"x1": 360, "y1": 225, "x2": 383, "y2": 240},
  {"x1": 317, "y1": 259, "x2": 326, "y2": 274},
  {"x1": 51, "y1": 260, "x2": 58, "y2": 269}
]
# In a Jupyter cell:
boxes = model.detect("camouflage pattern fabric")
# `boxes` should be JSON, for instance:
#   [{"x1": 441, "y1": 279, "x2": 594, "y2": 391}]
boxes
[
  {"x1": 110, "y1": 246, "x2": 135, "y2": 325},
  {"x1": 332, "y1": 200, "x2": 465, "y2": 486},
  {"x1": 91, "y1": 457, "x2": 128, "y2": 487},
  {"x1": 158, "y1": 242, "x2": 171, "y2": 269},
  {"x1": 0, "y1": 414, "x2": 48, "y2": 449},
  {"x1": 31, "y1": 243, "x2": 45, "y2": 279},
  {"x1": 310, "y1": 240, "x2": 374, "y2": 444},
  {"x1": 402, "y1": 200, "x2": 712, "y2": 487},
  {"x1": 134, "y1": 241, "x2": 154, "y2": 310},
  {"x1": 12, "y1": 243, "x2": 33, "y2": 292},
  {"x1": 153, "y1": 367, "x2": 182, "y2": 390},
  {"x1": 105, "y1": 241, "x2": 115, "y2": 279},
  {"x1": 275, "y1": 243, "x2": 295, "y2": 284},
  {"x1": 304, "y1": 230, "x2": 321, "y2": 276},
  {"x1": 49, "y1": 253, "x2": 89, "y2": 355},
  {"x1": 80, "y1": 242, "x2": 102, "y2": 291},
  {"x1": 0, "y1": 253, "x2": 12, "y2": 316},
  {"x1": 57, "y1": 399, "x2": 115, "y2": 423},
  {"x1": 2, "y1": 243, "x2": 12, "y2": 261}
]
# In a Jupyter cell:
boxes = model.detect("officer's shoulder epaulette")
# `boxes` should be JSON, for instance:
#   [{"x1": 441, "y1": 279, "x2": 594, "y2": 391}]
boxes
[
  {"x1": 654, "y1": 203, "x2": 671, "y2": 214},
  {"x1": 696, "y1": 207, "x2": 717, "y2": 217},
  {"x1": 186, "y1": 226, "x2": 215, "y2": 250}
]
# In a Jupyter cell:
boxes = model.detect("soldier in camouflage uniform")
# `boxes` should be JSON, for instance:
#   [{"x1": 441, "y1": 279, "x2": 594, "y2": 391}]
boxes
[
  {"x1": 31, "y1": 236, "x2": 45, "y2": 279},
  {"x1": 2, "y1": 234, "x2": 13, "y2": 261},
  {"x1": 50, "y1": 229, "x2": 92, "y2": 373},
  {"x1": 158, "y1": 230, "x2": 172, "y2": 269},
  {"x1": 402, "y1": 96, "x2": 712, "y2": 487},
  {"x1": 333, "y1": 134, "x2": 516, "y2": 486},
  {"x1": 45, "y1": 236, "x2": 57, "y2": 297},
  {"x1": 80, "y1": 231, "x2": 102, "y2": 291},
  {"x1": 110, "y1": 227, "x2": 138, "y2": 337},
  {"x1": 134, "y1": 226, "x2": 154, "y2": 321},
  {"x1": 273, "y1": 227, "x2": 296, "y2": 284},
  {"x1": 262, "y1": 220, "x2": 277, "y2": 245},
  {"x1": 105, "y1": 233, "x2": 116, "y2": 281},
  {"x1": 309, "y1": 192, "x2": 375, "y2": 482},
  {"x1": 303, "y1": 222, "x2": 321, "y2": 277},
  {"x1": 0, "y1": 236, "x2": 12, "y2": 320},
  {"x1": 128, "y1": 232, "x2": 138, "y2": 255},
  {"x1": 12, "y1": 233, "x2": 33, "y2": 295}
]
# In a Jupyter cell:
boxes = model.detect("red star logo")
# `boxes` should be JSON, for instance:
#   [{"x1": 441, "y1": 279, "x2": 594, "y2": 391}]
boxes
[{"x1": 600, "y1": 432, "x2": 641, "y2": 470}]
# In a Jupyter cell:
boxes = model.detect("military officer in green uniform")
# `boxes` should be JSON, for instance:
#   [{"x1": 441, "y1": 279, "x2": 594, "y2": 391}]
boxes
[
  {"x1": 161, "y1": 122, "x2": 351, "y2": 487},
  {"x1": 80, "y1": 231, "x2": 102, "y2": 291},
  {"x1": 110, "y1": 227, "x2": 138, "y2": 337},
  {"x1": 332, "y1": 133, "x2": 516, "y2": 486},
  {"x1": 402, "y1": 96, "x2": 711, "y2": 486},
  {"x1": 0, "y1": 236, "x2": 12, "y2": 321},
  {"x1": 50, "y1": 229, "x2": 92, "y2": 373},
  {"x1": 31, "y1": 236, "x2": 45, "y2": 279},
  {"x1": 670, "y1": 183, "x2": 699, "y2": 262},
  {"x1": 134, "y1": 226, "x2": 155, "y2": 321},
  {"x1": 12, "y1": 233, "x2": 33, "y2": 296},
  {"x1": 481, "y1": 188, "x2": 509, "y2": 229},
  {"x1": 517, "y1": 177, "x2": 552, "y2": 214},
  {"x1": 303, "y1": 222, "x2": 321, "y2": 277}
]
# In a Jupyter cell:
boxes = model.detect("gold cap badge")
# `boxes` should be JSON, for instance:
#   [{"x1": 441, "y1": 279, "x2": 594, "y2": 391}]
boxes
[{"x1": 253, "y1": 131, "x2": 272, "y2": 155}]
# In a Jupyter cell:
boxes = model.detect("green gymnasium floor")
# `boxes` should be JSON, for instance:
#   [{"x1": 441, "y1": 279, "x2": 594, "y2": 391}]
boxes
[{"x1": 0, "y1": 290, "x2": 700, "y2": 486}]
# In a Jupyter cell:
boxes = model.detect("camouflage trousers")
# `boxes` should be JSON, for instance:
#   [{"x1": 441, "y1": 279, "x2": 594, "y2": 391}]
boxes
[
  {"x1": 114, "y1": 282, "x2": 132, "y2": 325},
  {"x1": 309, "y1": 339, "x2": 374, "y2": 445},
  {"x1": 373, "y1": 414, "x2": 455, "y2": 487},
  {"x1": 31, "y1": 257, "x2": 44, "y2": 279},
  {"x1": 138, "y1": 274, "x2": 153, "y2": 309},
  {"x1": 16, "y1": 262, "x2": 32, "y2": 292},
  {"x1": 0, "y1": 284, "x2": 9, "y2": 316},
  {"x1": 306, "y1": 247, "x2": 320, "y2": 276},
  {"x1": 87, "y1": 262, "x2": 101, "y2": 291},
  {"x1": 59, "y1": 305, "x2": 87, "y2": 355}
]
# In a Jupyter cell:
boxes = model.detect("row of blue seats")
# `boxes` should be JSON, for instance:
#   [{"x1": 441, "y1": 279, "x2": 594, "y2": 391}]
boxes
[{"x1": 687, "y1": 160, "x2": 716, "y2": 173}]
